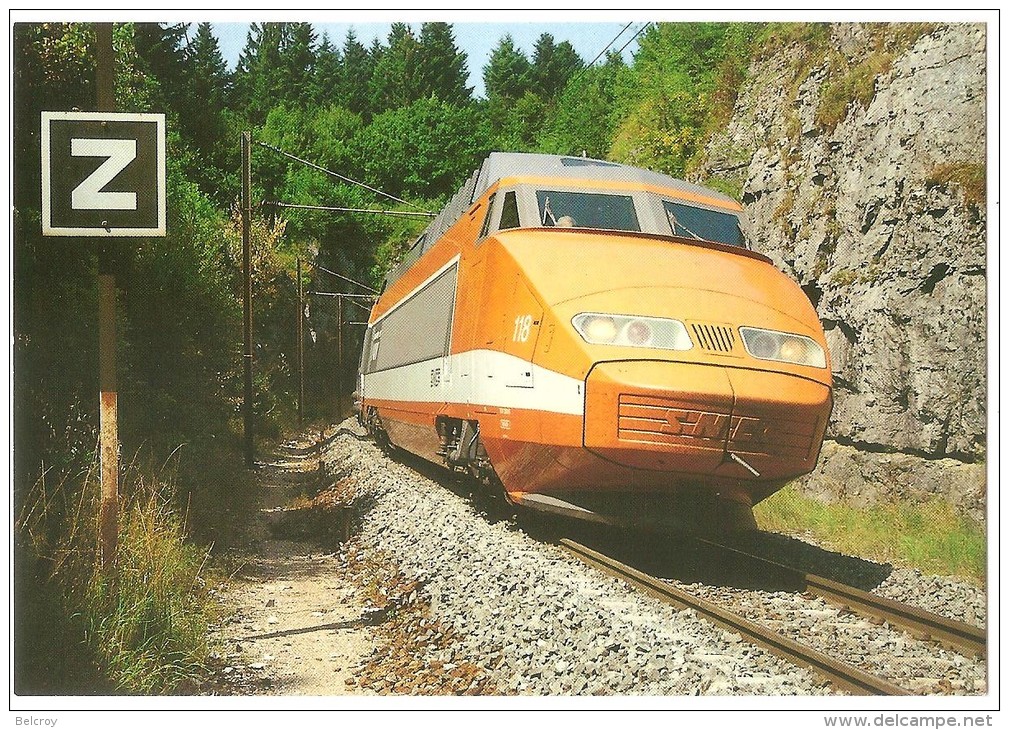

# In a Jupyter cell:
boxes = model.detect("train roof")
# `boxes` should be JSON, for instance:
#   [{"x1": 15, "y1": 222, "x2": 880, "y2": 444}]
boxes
[
  {"x1": 384, "y1": 152, "x2": 740, "y2": 287},
  {"x1": 472, "y1": 152, "x2": 738, "y2": 206}
]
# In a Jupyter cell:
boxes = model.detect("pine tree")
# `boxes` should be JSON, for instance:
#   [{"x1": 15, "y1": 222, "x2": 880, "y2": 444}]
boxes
[
  {"x1": 188, "y1": 22, "x2": 229, "y2": 115},
  {"x1": 282, "y1": 22, "x2": 317, "y2": 106},
  {"x1": 133, "y1": 22, "x2": 191, "y2": 111},
  {"x1": 341, "y1": 29, "x2": 372, "y2": 117},
  {"x1": 234, "y1": 23, "x2": 260, "y2": 79},
  {"x1": 231, "y1": 22, "x2": 287, "y2": 125},
  {"x1": 313, "y1": 34, "x2": 343, "y2": 105},
  {"x1": 530, "y1": 33, "x2": 583, "y2": 97},
  {"x1": 483, "y1": 34, "x2": 531, "y2": 101},
  {"x1": 368, "y1": 23, "x2": 421, "y2": 113},
  {"x1": 185, "y1": 22, "x2": 234, "y2": 201},
  {"x1": 416, "y1": 22, "x2": 471, "y2": 103}
]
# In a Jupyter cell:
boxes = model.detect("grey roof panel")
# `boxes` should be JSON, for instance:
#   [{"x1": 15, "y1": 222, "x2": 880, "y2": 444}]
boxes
[{"x1": 473, "y1": 152, "x2": 738, "y2": 206}]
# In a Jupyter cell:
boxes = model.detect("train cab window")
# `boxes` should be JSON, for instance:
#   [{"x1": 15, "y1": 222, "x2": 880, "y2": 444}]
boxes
[
  {"x1": 663, "y1": 201, "x2": 744, "y2": 247},
  {"x1": 478, "y1": 193, "x2": 496, "y2": 238},
  {"x1": 535, "y1": 190, "x2": 640, "y2": 232},
  {"x1": 499, "y1": 191, "x2": 520, "y2": 230}
]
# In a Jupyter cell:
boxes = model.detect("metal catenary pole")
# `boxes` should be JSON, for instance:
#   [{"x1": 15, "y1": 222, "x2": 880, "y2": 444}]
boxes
[
  {"x1": 296, "y1": 257, "x2": 304, "y2": 425},
  {"x1": 95, "y1": 22, "x2": 119, "y2": 571},
  {"x1": 241, "y1": 131, "x2": 255, "y2": 467}
]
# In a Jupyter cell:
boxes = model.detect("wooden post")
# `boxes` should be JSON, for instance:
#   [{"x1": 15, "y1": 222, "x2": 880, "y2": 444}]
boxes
[
  {"x1": 296, "y1": 257, "x2": 304, "y2": 426},
  {"x1": 96, "y1": 23, "x2": 118, "y2": 571},
  {"x1": 242, "y1": 131, "x2": 255, "y2": 467}
]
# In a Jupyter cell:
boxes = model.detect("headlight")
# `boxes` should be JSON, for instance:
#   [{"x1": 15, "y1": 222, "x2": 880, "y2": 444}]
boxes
[
  {"x1": 739, "y1": 326, "x2": 826, "y2": 368},
  {"x1": 572, "y1": 313, "x2": 692, "y2": 351}
]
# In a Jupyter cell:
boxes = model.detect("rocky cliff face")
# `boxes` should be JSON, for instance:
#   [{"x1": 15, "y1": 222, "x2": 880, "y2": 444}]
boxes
[{"x1": 698, "y1": 24, "x2": 987, "y2": 519}]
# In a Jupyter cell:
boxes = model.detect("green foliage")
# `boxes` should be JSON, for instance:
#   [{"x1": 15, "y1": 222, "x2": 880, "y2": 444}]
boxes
[
  {"x1": 367, "y1": 23, "x2": 472, "y2": 113},
  {"x1": 488, "y1": 90, "x2": 549, "y2": 152},
  {"x1": 352, "y1": 97, "x2": 492, "y2": 200},
  {"x1": 281, "y1": 23, "x2": 318, "y2": 104},
  {"x1": 483, "y1": 33, "x2": 589, "y2": 154},
  {"x1": 755, "y1": 486, "x2": 985, "y2": 582},
  {"x1": 530, "y1": 33, "x2": 583, "y2": 97},
  {"x1": 417, "y1": 22, "x2": 472, "y2": 101},
  {"x1": 752, "y1": 22, "x2": 832, "y2": 63},
  {"x1": 701, "y1": 175, "x2": 744, "y2": 202},
  {"x1": 483, "y1": 34, "x2": 532, "y2": 101},
  {"x1": 538, "y1": 52, "x2": 627, "y2": 158},
  {"x1": 312, "y1": 34, "x2": 342, "y2": 104},
  {"x1": 340, "y1": 30, "x2": 373, "y2": 116},
  {"x1": 119, "y1": 151, "x2": 240, "y2": 454},
  {"x1": 17, "y1": 456, "x2": 212, "y2": 694},
  {"x1": 607, "y1": 22, "x2": 757, "y2": 178},
  {"x1": 368, "y1": 23, "x2": 421, "y2": 113}
]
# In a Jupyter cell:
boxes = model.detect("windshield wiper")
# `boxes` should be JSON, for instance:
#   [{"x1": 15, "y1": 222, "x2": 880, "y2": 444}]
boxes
[
  {"x1": 541, "y1": 196, "x2": 557, "y2": 226},
  {"x1": 667, "y1": 211, "x2": 704, "y2": 241}
]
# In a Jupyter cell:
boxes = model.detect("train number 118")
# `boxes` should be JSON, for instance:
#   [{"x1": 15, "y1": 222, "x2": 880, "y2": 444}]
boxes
[{"x1": 512, "y1": 314, "x2": 533, "y2": 343}]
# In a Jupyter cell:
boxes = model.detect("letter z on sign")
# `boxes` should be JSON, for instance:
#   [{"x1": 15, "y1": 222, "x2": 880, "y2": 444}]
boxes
[{"x1": 41, "y1": 111, "x2": 166, "y2": 237}]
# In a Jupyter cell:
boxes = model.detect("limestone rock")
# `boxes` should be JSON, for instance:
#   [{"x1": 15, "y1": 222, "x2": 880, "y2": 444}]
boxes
[{"x1": 697, "y1": 23, "x2": 987, "y2": 510}]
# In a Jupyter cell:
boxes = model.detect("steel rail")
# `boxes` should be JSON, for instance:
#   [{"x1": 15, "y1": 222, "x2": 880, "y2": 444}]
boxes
[
  {"x1": 691, "y1": 537, "x2": 987, "y2": 659},
  {"x1": 560, "y1": 538, "x2": 911, "y2": 696},
  {"x1": 804, "y1": 572, "x2": 987, "y2": 658}
]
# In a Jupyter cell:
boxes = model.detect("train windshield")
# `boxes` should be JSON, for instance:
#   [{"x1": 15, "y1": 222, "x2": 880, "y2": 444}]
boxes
[
  {"x1": 536, "y1": 190, "x2": 640, "y2": 232},
  {"x1": 663, "y1": 201, "x2": 744, "y2": 247}
]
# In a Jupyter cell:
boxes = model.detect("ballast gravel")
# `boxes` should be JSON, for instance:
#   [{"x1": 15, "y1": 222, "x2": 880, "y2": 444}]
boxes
[
  {"x1": 322, "y1": 425, "x2": 829, "y2": 695},
  {"x1": 723, "y1": 531, "x2": 987, "y2": 629},
  {"x1": 874, "y1": 569, "x2": 986, "y2": 628},
  {"x1": 321, "y1": 422, "x2": 985, "y2": 696},
  {"x1": 673, "y1": 583, "x2": 986, "y2": 695}
]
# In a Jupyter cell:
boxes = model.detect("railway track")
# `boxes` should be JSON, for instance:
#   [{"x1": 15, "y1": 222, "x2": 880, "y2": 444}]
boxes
[
  {"x1": 356, "y1": 437, "x2": 985, "y2": 693},
  {"x1": 693, "y1": 536, "x2": 987, "y2": 659},
  {"x1": 560, "y1": 537, "x2": 986, "y2": 696}
]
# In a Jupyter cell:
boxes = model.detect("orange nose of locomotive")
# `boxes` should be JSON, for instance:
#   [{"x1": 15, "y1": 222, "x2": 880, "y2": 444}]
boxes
[
  {"x1": 583, "y1": 355, "x2": 831, "y2": 494},
  {"x1": 510, "y1": 230, "x2": 833, "y2": 505}
]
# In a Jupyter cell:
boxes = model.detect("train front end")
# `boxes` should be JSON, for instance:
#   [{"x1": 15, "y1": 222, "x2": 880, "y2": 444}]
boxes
[{"x1": 475, "y1": 175, "x2": 833, "y2": 532}]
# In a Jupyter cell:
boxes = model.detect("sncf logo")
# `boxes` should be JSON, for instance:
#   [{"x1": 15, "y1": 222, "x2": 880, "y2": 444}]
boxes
[{"x1": 662, "y1": 409, "x2": 768, "y2": 443}]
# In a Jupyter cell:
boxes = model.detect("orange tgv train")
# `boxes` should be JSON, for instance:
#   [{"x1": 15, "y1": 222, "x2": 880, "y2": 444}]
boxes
[{"x1": 357, "y1": 153, "x2": 832, "y2": 532}]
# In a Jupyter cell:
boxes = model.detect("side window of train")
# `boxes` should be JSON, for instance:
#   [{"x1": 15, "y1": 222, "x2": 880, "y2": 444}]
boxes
[
  {"x1": 478, "y1": 193, "x2": 496, "y2": 239},
  {"x1": 499, "y1": 191, "x2": 519, "y2": 230}
]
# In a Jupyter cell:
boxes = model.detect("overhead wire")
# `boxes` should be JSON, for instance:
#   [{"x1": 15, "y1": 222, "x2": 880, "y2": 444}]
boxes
[
  {"x1": 269, "y1": 202, "x2": 434, "y2": 218},
  {"x1": 310, "y1": 262, "x2": 379, "y2": 294},
  {"x1": 255, "y1": 140, "x2": 433, "y2": 214},
  {"x1": 306, "y1": 291, "x2": 376, "y2": 299},
  {"x1": 566, "y1": 20, "x2": 645, "y2": 89},
  {"x1": 615, "y1": 22, "x2": 652, "y2": 56},
  {"x1": 584, "y1": 21, "x2": 633, "y2": 70},
  {"x1": 347, "y1": 297, "x2": 375, "y2": 314}
]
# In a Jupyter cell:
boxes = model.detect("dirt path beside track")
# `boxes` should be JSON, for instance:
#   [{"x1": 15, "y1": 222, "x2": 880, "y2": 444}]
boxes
[{"x1": 205, "y1": 432, "x2": 376, "y2": 696}]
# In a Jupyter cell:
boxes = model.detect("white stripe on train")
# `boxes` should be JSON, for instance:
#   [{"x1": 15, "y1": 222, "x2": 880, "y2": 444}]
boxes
[{"x1": 361, "y1": 349, "x2": 584, "y2": 416}]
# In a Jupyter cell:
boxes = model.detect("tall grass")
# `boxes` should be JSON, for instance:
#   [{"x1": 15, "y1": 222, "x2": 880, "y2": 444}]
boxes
[
  {"x1": 17, "y1": 450, "x2": 212, "y2": 694},
  {"x1": 754, "y1": 485, "x2": 986, "y2": 583}
]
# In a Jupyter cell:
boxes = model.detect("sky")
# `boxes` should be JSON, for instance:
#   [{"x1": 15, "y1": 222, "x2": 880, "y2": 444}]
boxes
[{"x1": 209, "y1": 20, "x2": 646, "y2": 99}]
